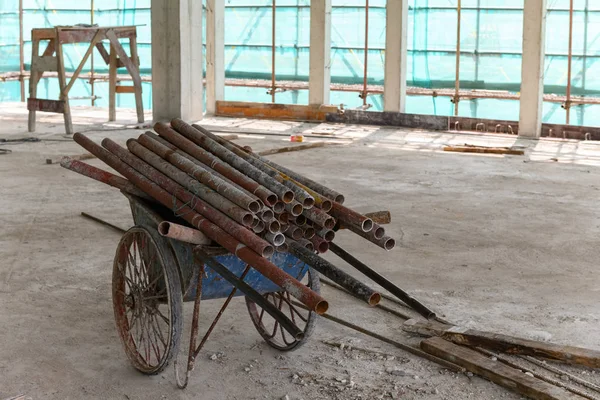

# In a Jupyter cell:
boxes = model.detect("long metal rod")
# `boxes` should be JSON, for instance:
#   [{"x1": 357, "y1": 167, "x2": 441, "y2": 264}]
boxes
[
  {"x1": 288, "y1": 240, "x2": 381, "y2": 306},
  {"x1": 80, "y1": 212, "x2": 127, "y2": 233},
  {"x1": 18, "y1": 0, "x2": 24, "y2": 102},
  {"x1": 194, "y1": 249, "x2": 304, "y2": 340},
  {"x1": 566, "y1": 0, "x2": 574, "y2": 125},
  {"x1": 290, "y1": 300, "x2": 465, "y2": 373},
  {"x1": 362, "y1": 0, "x2": 369, "y2": 107},
  {"x1": 329, "y1": 242, "x2": 436, "y2": 319},
  {"x1": 454, "y1": 0, "x2": 461, "y2": 116},
  {"x1": 271, "y1": 0, "x2": 276, "y2": 103}
]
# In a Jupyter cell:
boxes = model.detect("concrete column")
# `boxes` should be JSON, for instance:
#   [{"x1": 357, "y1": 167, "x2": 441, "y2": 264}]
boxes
[
  {"x1": 308, "y1": 0, "x2": 332, "y2": 105},
  {"x1": 519, "y1": 0, "x2": 547, "y2": 138},
  {"x1": 383, "y1": 0, "x2": 408, "y2": 113},
  {"x1": 206, "y1": 0, "x2": 225, "y2": 115},
  {"x1": 151, "y1": 0, "x2": 203, "y2": 122}
]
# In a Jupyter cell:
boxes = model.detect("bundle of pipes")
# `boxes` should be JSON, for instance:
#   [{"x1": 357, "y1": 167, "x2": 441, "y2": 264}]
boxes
[{"x1": 62, "y1": 119, "x2": 400, "y2": 313}]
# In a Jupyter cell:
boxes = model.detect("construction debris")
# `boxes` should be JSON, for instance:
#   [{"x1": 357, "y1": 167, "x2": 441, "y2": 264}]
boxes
[{"x1": 443, "y1": 144, "x2": 525, "y2": 155}]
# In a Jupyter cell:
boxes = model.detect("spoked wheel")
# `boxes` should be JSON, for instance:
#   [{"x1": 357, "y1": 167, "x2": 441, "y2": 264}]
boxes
[
  {"x1": 246, "y1": 268, "x2": 320, "y2": 351},
  {"x1": 112, "y1": 226, "x2": 183, "y2": 374}
]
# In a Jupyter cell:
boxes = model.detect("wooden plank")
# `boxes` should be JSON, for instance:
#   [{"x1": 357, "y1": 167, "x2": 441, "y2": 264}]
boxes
[
  {"x1": 55, "y1": 29, "x2": 73, "y2": 134},
  {"x1": 115, "y1": 85, "x2": 136, "y2": 93},
  {"x1": 95, "y1": 42, "x2": 110, "y2": 64},
  {"x1": 108, "y1": 43, "x2": 117, "y2": 122},
  {"x1": 32, "y1": 55, "x2": 57, "y2": 72},
  {"x1": 326, "y1": 110, "x2": 449, "y2": 130},
  {"x1": 27, "y1": 98, "x2": 65, "y2": 113},
  {"x1": 216, "y1": 101, "x2": 338, "y2": 121},
  {"x1": 27, "y1": 38, "x2": 41, "y2": 132},
  {"x1": 420, "y1": 337, "x2": 585, "y2": 400},
  {"x1": 443, "y1": 145, "x2": 525, "y2": 156},
  {"x1": 404, "y1": 319, "x2": 600, "y2": 368},
  {"x1": 127, "y1": 33, "x2": 144, "y2": 123}
]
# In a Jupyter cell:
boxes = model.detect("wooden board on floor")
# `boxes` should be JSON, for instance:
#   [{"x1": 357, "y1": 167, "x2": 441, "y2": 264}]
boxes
[
  {"x1": 258, "y1": 142, "x2": 342, "y2": 156},
  {"x1": 443, "y1": 145, "x2": 525, "y2": 155},
  {"x1": 216, "y1": 101, "x2": 339, "y2": 122},
  {"x1": 420, "y1": 337, "x2": 586, "y2": 400},
  {"x1": 404, "y1": 319, "x2": 600, "y2": 368}
]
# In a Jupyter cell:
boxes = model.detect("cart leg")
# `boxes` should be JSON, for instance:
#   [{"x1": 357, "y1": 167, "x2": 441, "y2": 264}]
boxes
[{"x1": 175, "y1": 264, "x2": 251, "y2": 389}]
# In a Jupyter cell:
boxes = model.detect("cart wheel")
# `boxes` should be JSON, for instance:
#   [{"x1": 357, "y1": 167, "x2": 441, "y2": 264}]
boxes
[
  {"x1": 245, "y1": 268, "x2": 320, "y2": 351},
  {"x1": 112, "y1": 226, "x2": 183, "y2": 374}
]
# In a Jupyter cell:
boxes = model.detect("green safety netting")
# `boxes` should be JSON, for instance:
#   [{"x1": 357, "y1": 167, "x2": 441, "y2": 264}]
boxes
[{"x1": 1, "y1": 0, "x2": 599, "y2": 126}]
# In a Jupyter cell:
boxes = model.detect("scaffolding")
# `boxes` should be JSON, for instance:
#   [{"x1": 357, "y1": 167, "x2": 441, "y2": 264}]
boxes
[{"x1": 1, "y1": 0, "x2": 599, "y2": 126}]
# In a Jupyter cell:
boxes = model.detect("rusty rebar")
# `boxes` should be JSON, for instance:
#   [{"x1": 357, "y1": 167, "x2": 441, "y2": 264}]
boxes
[
  {"x1": 73, "y1": 132, "x2": 328, "y2": 315},
  {"x1": 138, "y1": 133, "x2": 261, "y2": 213},
  {"x1": 154, "y1": 122, "x2": 277, "y2": 206},
  {"x1": 171, "y1": 119, "x2": 295, "y2": 204},
  {"x1": 288, "y1": 240, "x2": 380, "y2": 306}
]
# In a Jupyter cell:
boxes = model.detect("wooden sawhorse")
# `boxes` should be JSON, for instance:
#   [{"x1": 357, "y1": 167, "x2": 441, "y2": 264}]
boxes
[{"x1": 27, "y1": 26, "x2": 144, "y2": 135}]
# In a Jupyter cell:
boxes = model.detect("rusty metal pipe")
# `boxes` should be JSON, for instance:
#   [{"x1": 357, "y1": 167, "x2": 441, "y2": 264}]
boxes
[
  {"x1": 345, "y1": 222, "x2": 395, "y2": 251},
  {"x1": 73, "y1": 133, "x2": 327, "y2": 314},
  {"x1": 158, "y1": 221, "x2": 212, "y2": 245},
  {"x1": 293, "y1": 214, "x2": 307, "y2": 226},
  {"x1": 276, "y1": 211, "x2": 289, "y2": 224},
  {"x1": 138, "y1": 133, "x2": 261, "y2": 213},
  {"x1": 330, "y1": 202, "x2": 373, "y2": 232},
  {"x1": 60, "y1": 157, "x2": 150, "y2": 200},
  {"x1": 272, "y1": 201, "x2": 285, "y2": 213},
  {"x1": 103, "y1": 138, "x2": 273, "y2": 258},
  {"x1": 302, "y1": 226, "x2": 315, "y2": 239},
  {"x1": 154, "y1": 123, "x2": 278, "y2": 206},
  {"x1": 317, "y1": 228, "x2": 335, "y2": 242},
  {"x1": 128, "y1": 139, "x2": 254, "y2": 228},
  {"x1": 191, "y1": 124, "x2": 316, "y2": 208},
  {"x1": 197, "y1": 125, "x2": 344, "y2": 205},
  {"x1": 170, "y1": 119, "x2": 295, "y2": 203},
  {"x1": 302, "y1": 206, "x2": 336, "y2": 230},
  {"x1": 283, "y1": 224, "x2": 303, "y2": 241},
  {"x1": 288, "y1": 241, "x2": 380, "y2": 306},
  {"x1": 145, "y1": 132, "x2": 265, "y2": 209},
  {"x1": 310, "y1": 234, "x2": 329, "y2": 254},
  {"x1": 285, "y1": 201, "x2": 303, "y2": 217},
  {"x1": 373, "y1": 224, "x2": 385, "y2": 240},
  {"x1": 260, "y1": 208, "x2": 275, "y2": 222},
  {"x1": 264, "y1": 231, "x2": 285, "y2": 247},
  {"x1": 297, "y1": 238, "x2": 314, "y2": 252},
  {"x1": 276, "y1": 243, "x2": 289, "y2": 253},
  {"x1": 266, "y1": 219, "x2": 281, "y2": 234},
  {"x1": 252, "y1": 220, "x2": 266, "y2": 234}
]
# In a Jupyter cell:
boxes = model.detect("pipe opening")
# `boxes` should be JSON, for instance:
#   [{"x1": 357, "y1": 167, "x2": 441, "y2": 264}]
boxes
[
  {"x1": 317, "y1": 241, "x2": 329, "y2": 254},
  {"x1": 303, "y1": 227, "x2": 315, "y2": 239},
  {"x1": 291, "y1": 228, "x2": 303, "y2": 241},
  {"x1": 261, "y1": 209, "x2": 275, "y2": 221},
  {"x1": 282, "y1": 191, "x2": 295, "y2": 203},
  {"x1": 266, "y1": 194, "x2": 278, "y2": 207},
  {"x1": 294, "y1": 214, "x2": 306, "y2": 226},
  {"x1": 322, "y1": 230, "x2": 335, "y2": 242},
  {"x1": 262, "y1": 245, "x2": 275, "y2": 258},
  {"x1": 324, "y1": 218, "x2": 336, "y2": 230},
  {"x1": 248, "y1": 201, "x2": 261, "y2": 213},
  {"x1": 302, "y1": 197, "x2": 315, "y2": 209},
  {"x1": 290, "y1": 203, "x2": 303, "y2": 216},
  {"x1": 384, "y1": 238, "x2": 396, "y2": 251},
  {"x1": 242, "y1": 214, "x2": 254, "y2": 227},
  {"x1": 320, "y1": 199, "x2": 333, "y2": 212},
  {"x1": 368, "y1": 292, "x2": 382, "y2": 306},
  {"x1": 268, "y1": 220, "x2": 281, "y2": 234},
  {"x1": 362, "y1": 219, "x2": 374, "y2": 232},
  {"x1": 304, "y1": 242, "x2": 314, "y2": 252},
  {"x1": 276, "y1": 243, "x2": 289, "y2": 253},
  {"x1": 315, "y1": 300, "x2": 329, "y2": 315},
  {"x1": 374, "y1": 226, "x2": 385, "y2": 240},
  {"x1": 251, "y1": 217, "x2": 260, "y2": 228},
  {"x1": 334, "y1": 195, "x2": 345, "y2": 204},
  {"x1": 293, "y1": 331, "x2": 305, "y2": 340},
  {"x1": 272, "y1": 233, "x2": 285, "y2": 246},
  {"x1": 272, "y1": 201, "x2": 285, "y2": 213},
  {"x1": 253, "y1": 220, "x2": 265, "y2": 233},
  {"x1": 158, "y1": 222, "x2": 170, "y2": 236}
]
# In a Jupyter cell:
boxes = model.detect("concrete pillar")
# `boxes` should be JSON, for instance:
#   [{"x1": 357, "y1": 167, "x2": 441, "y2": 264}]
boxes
[
  {"x1": 308, "y1": 0, "x2": 332, "y2": 105},
  {"x1": 151, "y1": 0, "x2": 203, "y2": 122},
  {"x1": 519, "y1": 0, "x2": 547, "y2": 138},
  {"x1": 383, "y1": 0, "x2": 408, "y2": 113},
  {"x1": 206, "y1": 0, "x2": 225, "y2": 115}
]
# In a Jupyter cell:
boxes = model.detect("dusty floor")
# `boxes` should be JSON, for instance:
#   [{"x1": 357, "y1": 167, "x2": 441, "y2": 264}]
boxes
[{"x1": 1, "y1": 103, "x2": 600, "y2": 400}]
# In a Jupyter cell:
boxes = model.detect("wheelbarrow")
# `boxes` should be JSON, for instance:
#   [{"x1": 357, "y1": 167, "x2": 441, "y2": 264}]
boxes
[{"x1": 112, "y1": 194, "x2": 320, "y2": 388}]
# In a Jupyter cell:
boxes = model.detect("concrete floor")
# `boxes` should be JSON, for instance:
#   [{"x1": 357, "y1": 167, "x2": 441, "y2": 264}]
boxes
[{"x1": 1, "y1": 103, "x2": 600, "y2": 400}]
